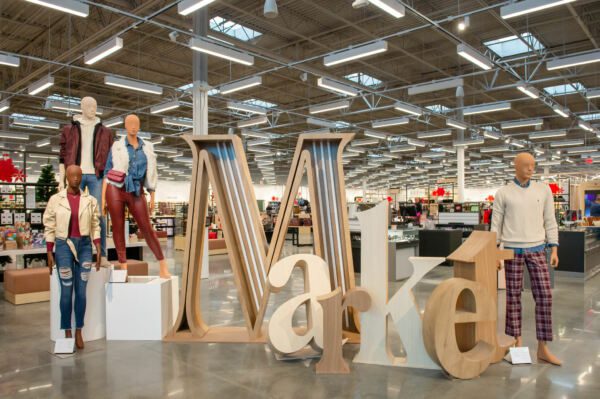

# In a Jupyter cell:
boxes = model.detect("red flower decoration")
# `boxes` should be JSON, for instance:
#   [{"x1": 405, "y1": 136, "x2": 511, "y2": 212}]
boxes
[
  {"x1": 0, "y1": 156, "x2": 19, "y2": 182},
  {"x1": 548, "y1": 183, "x2": 563, "y2": 194},
  {"x1": 13, "y1": 169, "x2": 26, "y2": 182}
]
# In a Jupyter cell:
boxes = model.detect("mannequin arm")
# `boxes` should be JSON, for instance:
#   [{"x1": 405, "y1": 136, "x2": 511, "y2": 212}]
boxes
[
  {"x1": 101, "y1": 179, "x2": 107, "y2": 217},
  {"x1": 58, "y1": 164, "x2": 65, "y2": 191},
  {"x1": 149, "y1": 191, "x2": 155, "y2": 215}
]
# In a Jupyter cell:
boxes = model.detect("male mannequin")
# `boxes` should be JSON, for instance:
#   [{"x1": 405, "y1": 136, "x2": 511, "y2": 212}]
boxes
[
  {"x1": 59, "y1": 96, "x2": 113, "y2": 265},
  {"x1": 491, "y1": 152, "x2": 561, "y2": 366}
]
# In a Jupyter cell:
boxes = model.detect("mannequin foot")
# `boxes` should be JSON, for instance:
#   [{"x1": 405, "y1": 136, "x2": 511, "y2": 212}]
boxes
[
  {"x1": 514, "y1": 336, "x2": 522, "y2": 347},
  {"x1": 118, "y1": 262, "x2": 128, "y2": 270},
  {"x1": 537, "y1": 341, "x2": 561, "y2": 366},
  {"x1": 75, "y1": 329, "x2": 84, "y2": 350},
  {"x1": 159, "y1": 260, "x2": 171, "y2": 279},
  {"x1": 65, "y1": 329, "x2": 72, "y2": 339},
  {"x1": 100, "y1": 256, "x2": 112, "y2": 268}
]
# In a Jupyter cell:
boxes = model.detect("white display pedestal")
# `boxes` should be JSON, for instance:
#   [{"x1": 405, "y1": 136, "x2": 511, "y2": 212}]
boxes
[
  {"x1": 50, "y1": 266, "x2": 110, "y2": 342},
  {"x1": 105, "y1": 276, "x2": 179, "y2": 340}
]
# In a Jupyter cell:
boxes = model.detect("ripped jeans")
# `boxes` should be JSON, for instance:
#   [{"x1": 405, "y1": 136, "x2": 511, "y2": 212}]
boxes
[{"x1": 55, "y1": 237, "x2": 93, "y2": 330}]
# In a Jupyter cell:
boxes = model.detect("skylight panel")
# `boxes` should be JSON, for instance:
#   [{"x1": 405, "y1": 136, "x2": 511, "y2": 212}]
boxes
[
  {"x1": 484, "y1": 32, "x2": 544, "y2": 58},
  {"x1": 243, "y1": 98, "x2": 277, "y2": 108},
  {"x1": 426, "y1": 104, "x2": 452, "y2": 114},
  {"x1": 543, "y1": 82, "x2": 585, "y2": 96},
  {"x1": 209, "y1": 16, "x2": 262, "y2": 42},
  {"x1": 580, "y1": 113, "x2": 600, "y2": 121},
  {"x1": 344, "y1": 72, "x2": 382, "y2": 88}
]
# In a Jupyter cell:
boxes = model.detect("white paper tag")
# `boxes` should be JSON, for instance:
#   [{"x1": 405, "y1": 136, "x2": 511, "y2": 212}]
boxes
[
  {"x1": 54, "y1": 338, "x2": 75, "y2": 354},
  {"x1": 509, "y1": 347, "x2": 532, "y2": 364},
  {"x1": 109, "y1": 269, "x2": 128, "y2": 283}
]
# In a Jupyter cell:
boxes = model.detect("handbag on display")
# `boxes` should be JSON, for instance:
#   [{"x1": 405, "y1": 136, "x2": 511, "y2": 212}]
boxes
[{"x1": 107, "y1": 170, "x2": 126, "y2": 187}]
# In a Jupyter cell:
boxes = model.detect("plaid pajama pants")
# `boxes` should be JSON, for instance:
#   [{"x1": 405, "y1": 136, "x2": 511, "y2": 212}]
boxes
[{"x1": 504, "y1": 250, "x2": 553, "y2": 341}]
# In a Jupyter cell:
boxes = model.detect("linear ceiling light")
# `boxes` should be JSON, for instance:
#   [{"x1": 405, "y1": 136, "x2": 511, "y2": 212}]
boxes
[
  {"x1": 105, "y1": 76, "x2": 163, "y2": 95},
  {"x1": 150, "y1": 100, "x2": 180, "y2": 114},
  {"x1": 305, "y1": 117, "x2": 337, "y2": 128},
  {"x1": 26, "y1": 0, "x2": 89, "y2": 17},
  {"x1": 516, "y1": 83, "x2": 540, "y2": 99},
  {"x1": 547, "y1": 50, "x2": 600, "y2": 70},
  {"x1": 363, "y1": 130, "x2": 388, "y2": 140},
  {"x1": 241, "y1": 130, "x2": 271, "y2": 139},
  {"x1": 406, "y1": 138, "x2": 427, "y2": 147},
  {"x1": 0, "y1": 54, "x2": 20, "y2": 67},
  {"x1": 352, "y1": 138, "x2": 380, "y2": 146},
  {"x1": 446, "y1": 119, "x2": 467, "y2": 130},
  {"x1": 369, "y1": 0, "x2": 405, "y2": 18},
  {"x1": 453, "y1": 138, "x2": 484, "y2": 147},
  {"x1": 456, "y1": 44, "x2": 493, "y2": 70},
  {"x1": 162, "y1": 117, "x2": 193, "y2": 128},
  {"x1": 45, "y1": 100, "x2": 104, "y2": 115},
  {"x1": 567, "y1": 146, "x2": 598, "y2": 154},
  {"x1": 483, "y1": 130, "x2": 502, "y2": 140},
  {"x1": 84, "y1": 37, "x2": 123, "y2": 65},
  {"x1": 501, "y1": 118, "x2": 544, "y2": 129},
  {"x1": 12, "y1": 117, "x2": 59, "y2": 130},
  {"x1": 389, "y1": 144, "x2": 416, "y2": 153},
  {"x1": 552, "y1": 104, "x2": 570, "y2": 118},
  {"x1": 550, "y1": 139, "x2": 584, "y2": 147},
  {"x1": 421, "y1": 152, "x2": 445, "y2": 158},
  {"x1": 407, "y1": 78, "x2": 463, "y2": 96},
  {"x1": 36, "y1": 138, "x2": 51, "y2": 147},
  {"x1": 317, "y1": 77, "x2": 359, "y2": 97},
  {"x1": 578, "y1": 120, "x2": 594, "y2": 132},
  {"x1": 417, "y1": 129, "x2": 452, "y2": 138},
  {"x1": 463, "y1": 101, "x2": 511, "y2": 115},
  {"x1": 371, "y1": 117, "x2": 409, "y2": 128},
  {"x1": 309, "y1": 100, "x2": 349, "y2": 114},
  {"x1": 227, "y1": 102, "x2": 267, "y2": 115},
  {"x1": 0, "y1": 132, "x2": 29, "y2": 140},
  {"x1": 0, "y1": 100, "x2": 9, "y2": 113},
  {"x1": 189, "y1": 37, "x2": 254, "y2": 66},
  {"x1": 480, "y1": 145, "x2": 510, "y2": 153},
  {"x1": 323, "y1": 41, "x2": 388, "y2": 67},
  {"x1": 105, "y1": 117, "x2": 123, "y2": 128},
  {"x1": 529, "y1": 129, "x2": 567, "y2": 139},
  {"x1": 178, "y1": 0, "x2": 217, "y2": 15},
  {"x1": 538, "y1": 160, "x2": 562, "y2": 166},
  {"x1": 28, "y1": 76, "x2": 54, "y2": 95},
  {"x1": 394, "y1": 101, "x2": 422, "y2": 116},
  {"x1": 501, "y1": 0, "x2": 575, "y2": 19},
  {"x1": 247, "y1": 139, "x2": 270, "y2": 147},
  {"x1": 237, "y1": 115, "x2": 269, "y2": 128},
  {"x1": 220, "y1": 76, "x2": 262, "y2": 94},
  {"x1": 586, "y1": 88, "x2": 600, "y2": 99}
]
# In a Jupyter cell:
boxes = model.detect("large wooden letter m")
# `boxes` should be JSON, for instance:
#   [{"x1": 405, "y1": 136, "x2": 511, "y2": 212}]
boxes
[{"x1": 169, "y1": 133, "x2": 358, "y2": 342}]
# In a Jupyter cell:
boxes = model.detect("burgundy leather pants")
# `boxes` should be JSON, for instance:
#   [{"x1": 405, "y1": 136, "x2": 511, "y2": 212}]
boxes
[{"x1": 106, "y1": 184, "x2": 164, "y2": 263}]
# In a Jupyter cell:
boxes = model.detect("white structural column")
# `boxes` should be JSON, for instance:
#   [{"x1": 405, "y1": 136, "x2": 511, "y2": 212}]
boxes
[{"x1": 456, "y1": 85, "x2": 465, "y2": 202}]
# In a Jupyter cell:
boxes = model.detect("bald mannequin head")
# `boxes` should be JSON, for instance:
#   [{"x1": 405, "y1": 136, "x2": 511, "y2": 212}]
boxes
[
  {"x1": 125, "y1": 114, "x2": 140, "y2": 137},
  {"x1": 514, "y1": 152, "x2": 535, "y2": 183},
  {"x1": 65, "y1": 165, "x2": 82, "y2": 193},
  {"x1": 80, "y1": 97, "x2": 97, "y2": 120}
]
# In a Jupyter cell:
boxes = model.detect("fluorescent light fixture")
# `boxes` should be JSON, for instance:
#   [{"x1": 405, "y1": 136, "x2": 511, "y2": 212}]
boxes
[
  {"x1": 394, "y1": 101, "x2": 422, "y2": 116},
  {"x1": 304, "y1": 128, "x2": 331, "y2": 135},
  {"x1": 421, "y1": 152, "x2": 445, "y2": 158},
  {"x1": 382, "y1": 153, "x2": 400, "y2": 159},
  {"x1": 105, "y1": 117, "x2": 123, "y2": 128},
  {"x1": 227, "y1": 101, "x2": 267, "y2": 115},
  {"x1": 567, "y1": 146, "x2": 598, "y2": 154},
  {"x1": 237, "y1": 115, "x2": 268, "y2": 128},
  {"x1": 220, "y1": 76, "x2": 262, "y2": 94},
  {"x1": 453, "y1": 138, "x2": 484, "y2": 147},
  {"x1": 371, "y1": 117, "x2": 409, "y2": 128},
  {"x1": 578, "y1": 120, "x2": 594, "y2": 132},
  {"x1": 84, "y1": 36, "x2": 123, "y2": 65},
  {"x1": 389, "y1": 145, "x2": 416, "y2": 153},
  {"x1": 45, "y1": 100, "x2": 103, "y2": 115},
  {"x1": 189, "y1": 37, "x2": 254, "y2": 66},
  {"x1": 439, "y1": 147, "x2": 456, "y2": 154},
  {"x1": 0, "y1": 54, "x2": 20, "y2": 67},
  {"x1": 480, "y1": 145, "x2": 510, "y2": 153},
  {"x1": 501, "y1": 0, "x2": 575, "y2": 19},
  {"x1": 105, "y1": 75, "x2": 163, "y2": 95},
  {"x1": 317, "y1": 77, "x2": 359, "y2": 97},
  {"x1": 28, "y1": 76, "x2": 54, "y2": 95},
  {"x1": 538, "y1": 160, "x2": 562, "y2": 166},
  {"x1": 36, "y1": 138, "x2": 51, "y2": 147},
  {"x1": 305, "y1": 117, "x2": 337, "y2": 128},
  {"x1": 364, "y1": 130, "x2": 388, "y2": 140},
  {"x1": 369, "y1": 0, "x2": 405, "y2": 18},
  {"x1": 417, "y1": 129, "x2": 452, "y2": 138},
  {"x1": 25, "y1": 0, "x2": 89, "y2": 17},
  {"x1": 323, "y1": 41, "x2": 388, "y2": 67},
  {"x1": 406, "y1": 138, "x2": 427, "y2": 147},
  {"x1": 248, "y1": 146, "x2": 271, "y2": 154},
  {"x1": 483, "y1": 130, "x2": 502, "y2": 140},
  {"x1": 309, "y1": 100, "x2": 349, "y2": 114},
  {"x1": 551, "y1": 104, "x2": 569, "y2": 118},
  {"x1": 351, "y1": 138, "x2": 380, "y2": 146},
  {"x1": 154, "y1": 147, "x2": 180, "y2": 154},
  {"x1": 517, "y1": 83, "x2": 540, "y2": 99},
  {"x1": 178, "y1": 0, "x2": 217, "y2": 15},
  {"x1": 547, "y1": 50, "x2": 600, "y2": 70},
  {"x1": 463, "y1": 102, "x2": 511, "y2": 115},
  {"x1": 550, "y1": 139, "x2": 584, "y2": 147},
  {"x1": 407, "y1": 78, "x2": 463, "y2": 96},
  {"x1": 116, "y1": 130, "x2": 152, "y2": 140},
  {"x1": 0, "y1": 100, "x2": 9, "y2": 113},
  {"x1": 456, "y1": 44, "x2": 493, "y2": 70},
  {"x1": 247, "y1": 138, "x2": 270, "y2": 147},
  {"x1": 150, "y1": 136, "x2": 164, "y2": 145},
  {"x1": 0, "y1": 132, "x2": 29, "y2": 140},
  {"x1": 510, "y1": 140, "x2": 525, "y2": 148},
  {"x1": 501, "y1": 118, "x2": 544, "y2": 129},
  {"x1": 150, "y1": 100, "x2": 180, "y2": 114},
  {"x1": 446, "y1": 119, "x2": 467, "y2": 130},
  {"x1": 529, "y1": 129, "x2": 567, "y2": 139},
  {"x1": 163, "y1": 117, "x2": 193, "y2": 128},
  {"x1": 12, "y1": 117, "x2": 59, "y2": 129},
  {"x1": 166, "y1": 151, "x2": 184, "y2": 158},
  {"x1": 586, "y1": 88, "x2": 600, "y2": 99},
  {"x1": 242, "y1": 130, "x2": 271, "y2": 139}
]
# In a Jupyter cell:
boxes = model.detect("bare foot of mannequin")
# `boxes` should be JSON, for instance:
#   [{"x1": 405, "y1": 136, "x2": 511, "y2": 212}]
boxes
[
  {"x1": 65, "y1": 329, "x2": 72, "y2": 339},
  {"x1": 538, "y1": 341, "x2": 562, "y2": 366},
  {"x1": 159, "y1": 259, "x2": 171, "y2": 279},
  {"x1": 515, "y1": 336, "x2": 523, "y2": 347},
  {"x1": 75, "y1": 329, "x2": 84, "y2": 350},
  {"x1": 119, "y1": 262, "x2": 128, "y2": 270}
]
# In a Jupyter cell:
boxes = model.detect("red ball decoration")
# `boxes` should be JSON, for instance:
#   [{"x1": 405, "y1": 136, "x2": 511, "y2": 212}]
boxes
[{"x1": 585, "y1": 158, "x2": 593, "y2": 165}]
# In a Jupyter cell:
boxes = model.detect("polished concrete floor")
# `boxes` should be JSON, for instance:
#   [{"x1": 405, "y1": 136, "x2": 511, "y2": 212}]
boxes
[{"x1": 0, "y1": 239, "x2": 599, "y2": 398}]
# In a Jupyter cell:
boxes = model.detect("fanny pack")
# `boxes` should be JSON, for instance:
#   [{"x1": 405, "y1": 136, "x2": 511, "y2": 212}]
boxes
[{"x1": 107, "y1": 170, "x2": 126, "y2": 188}]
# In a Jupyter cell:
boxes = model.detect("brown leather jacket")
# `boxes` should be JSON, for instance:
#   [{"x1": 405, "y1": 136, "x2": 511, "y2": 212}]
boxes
[{"x1": 60, "y1": 120, "x2": 114, "y2": 178}]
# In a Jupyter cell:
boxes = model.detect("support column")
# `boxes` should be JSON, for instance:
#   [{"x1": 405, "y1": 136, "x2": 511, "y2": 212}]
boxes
[
  {"x1": 456, "y1": 86, "x2": 465, "y2": 203},
  {"x1": 193, "y1": 9, "x2": 209, "y2": 137}
]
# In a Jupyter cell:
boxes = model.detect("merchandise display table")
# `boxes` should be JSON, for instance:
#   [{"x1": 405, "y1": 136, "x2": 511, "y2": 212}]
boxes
[
  {"x1": 288, "y1": 225, "x2": 313, "y2": 246},
  {"x1": 557, "y1": 228, "x2": 600, "y2": 278}
]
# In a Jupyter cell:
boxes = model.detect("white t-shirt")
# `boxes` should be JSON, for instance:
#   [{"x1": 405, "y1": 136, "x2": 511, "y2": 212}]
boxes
[{"x1": 74, "y1": 115, "x2": 99, "y2": 175}]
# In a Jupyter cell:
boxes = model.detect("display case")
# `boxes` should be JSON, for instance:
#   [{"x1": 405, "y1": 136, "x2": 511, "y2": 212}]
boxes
[{"x1": 557, "y1": 227, "x2": 600, "y2": 278}]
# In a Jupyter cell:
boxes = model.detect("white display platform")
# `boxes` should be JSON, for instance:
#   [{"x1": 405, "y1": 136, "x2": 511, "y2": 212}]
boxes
[
  {"x1": 50, "y1": 266, "x2": 110, "y2": 342},
  {"x1": 105, "y1": 276, "x2": 179, "y2": 340}
]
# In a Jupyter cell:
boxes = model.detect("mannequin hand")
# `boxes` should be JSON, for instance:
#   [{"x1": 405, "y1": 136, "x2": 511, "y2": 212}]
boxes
[
  {"x1": 58, "y1": 179, "x2": 64, "y2": 191},
  {"x1": 550, "y1": 247, "x2": 559, "y2": 268},
  {"x1": 149, "y1": 198, "x2": 155, "y2": 215},
  {"x1": 47, "y1": 252, "x2": 54, "y2": 274},
  {"x1": 102, "y1": 197, "x2": 107, "y2": 217},
  {"x1": 496, "y1": 259, "x2": 504, "y2": 271},
  {"x1": 95, "y1": 246, "x2": 102, "y2": 271},
  {"x1": 58, "y1": 164, "x2": 65, "y2": 190}
]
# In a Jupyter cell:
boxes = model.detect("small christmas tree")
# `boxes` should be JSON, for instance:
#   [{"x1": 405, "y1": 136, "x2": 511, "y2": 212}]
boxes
[{"x1": 36, "y1": 164, "x2": 58, "y2": 204}]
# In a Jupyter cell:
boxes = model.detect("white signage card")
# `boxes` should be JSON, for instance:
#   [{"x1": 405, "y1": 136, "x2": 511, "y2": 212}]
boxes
[
  {"x1": 54, "y1": 338, "x2": 75, "y2": 354},
  {"x1": 14, "y1": 213, "x2": 26, "y2": 223},
  {"x1": 508, "y1": 347, "x2": 532, "y2": 365},
  {"x1": 31, "y1": 213, "x2": 42, "y2": 224},
  {"x1": 1, "y1": 212, "x2": 13, "y2": 225},
  {"x1": 109, "y1": 269, "x2": 128, "y2": 283}
]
